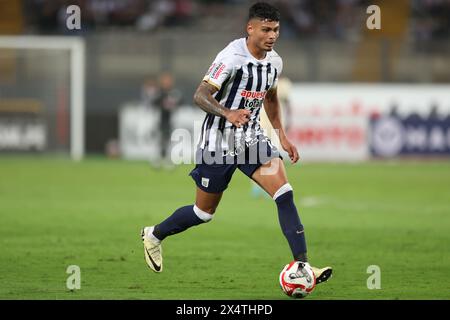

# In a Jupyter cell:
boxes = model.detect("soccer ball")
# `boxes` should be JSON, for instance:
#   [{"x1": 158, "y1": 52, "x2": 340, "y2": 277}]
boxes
[{"x1": 279, "y1": 261, "x2": 316, "y2": 298}]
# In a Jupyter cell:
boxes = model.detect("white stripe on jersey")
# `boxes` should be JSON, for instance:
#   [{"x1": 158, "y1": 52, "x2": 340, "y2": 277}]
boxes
[{"x1": 197, "y1": 38, "x2": 282, "y2": 153}]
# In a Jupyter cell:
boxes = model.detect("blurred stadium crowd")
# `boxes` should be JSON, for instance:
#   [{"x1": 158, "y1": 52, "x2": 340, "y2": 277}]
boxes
[
  {"x1": 18, "y1": 0, "x2": 450, "y2": 40},
  {"x1": 1, "y1": 0, "x2": 449, "y2": 155}
]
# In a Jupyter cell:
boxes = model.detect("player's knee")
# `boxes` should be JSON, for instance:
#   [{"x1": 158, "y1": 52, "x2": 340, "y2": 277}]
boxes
[
  {"x1": 193, "y1": 205, "x2": 215, "y2": 222},
  {"x1": 272, "y1": 183, "x2": 293, "y2": 201}
]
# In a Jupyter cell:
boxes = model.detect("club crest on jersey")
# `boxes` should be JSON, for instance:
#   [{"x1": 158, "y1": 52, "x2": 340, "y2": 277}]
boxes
[{"x1": 201, "y1": 177, "x2": 210, "y2": 188}]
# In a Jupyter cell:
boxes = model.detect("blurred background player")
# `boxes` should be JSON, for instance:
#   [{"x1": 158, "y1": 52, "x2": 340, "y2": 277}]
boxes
[
  {"x1": 141, "y1": 76, "x2": 159, "y2": 109},
  {"x1": 153, "y1": 72, "x2": 182, "y2": 167},
  {"x1": 141, "y1": 72, "x2": 182, "y2": 167}
]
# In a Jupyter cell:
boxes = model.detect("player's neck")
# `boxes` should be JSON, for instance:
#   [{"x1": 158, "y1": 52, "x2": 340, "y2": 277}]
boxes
[{"x1": 246, "y1": 38, "x2": 267, "y2": 60}]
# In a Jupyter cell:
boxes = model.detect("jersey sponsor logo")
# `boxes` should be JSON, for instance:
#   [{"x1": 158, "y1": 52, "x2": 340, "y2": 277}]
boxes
[
  {"x1": 211, "y1": 62, "x2": 226, "y2": 80},
  {"x1": 241, "y1": 90, "x2": 267, "y2": 112},
  {"x1": 240, "y1": 90, "x2": 267, "y2": 99},
  {"x1": 206, "y1": 63, "x2": 216, "y2": 75},
  {"x1": 244, "y1": 98, "x2": 263, "y2": 110}
]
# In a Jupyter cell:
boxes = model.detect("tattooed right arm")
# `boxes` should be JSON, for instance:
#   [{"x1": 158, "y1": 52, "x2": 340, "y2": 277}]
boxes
[
  {"x1": 193, "y1": 81, "x2": 230, "y2": 118},
  {"x1": 193, "y1": 81, "x2": 251, "y2": 128}
]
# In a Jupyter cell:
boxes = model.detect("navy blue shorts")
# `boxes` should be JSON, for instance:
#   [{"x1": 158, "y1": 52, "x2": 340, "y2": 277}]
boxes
[{"x1": 189, "y1": 135, "x2": 282, "y2": 193}]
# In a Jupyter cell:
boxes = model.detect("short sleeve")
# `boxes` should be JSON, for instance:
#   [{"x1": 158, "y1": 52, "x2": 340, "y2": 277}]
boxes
[
  {"x1": 202, "y1": 52, "x2": 234, "y2": 90},
  {"x1": 271, "y1": 57, "x2": 283, "y2": 89}
]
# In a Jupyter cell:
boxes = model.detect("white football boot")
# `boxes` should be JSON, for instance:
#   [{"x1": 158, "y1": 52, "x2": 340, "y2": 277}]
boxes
[
  {"x1": 311, "y1": 265, "x2": 333, "y2": 284},
  {"x1": 141, "y1": 226, "x2": 163, "y2": 273}
]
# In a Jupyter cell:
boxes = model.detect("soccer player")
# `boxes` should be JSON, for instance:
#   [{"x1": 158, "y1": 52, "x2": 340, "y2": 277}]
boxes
[{"x1": 141, "y1": 2, "x2": 332, "y2": 284}]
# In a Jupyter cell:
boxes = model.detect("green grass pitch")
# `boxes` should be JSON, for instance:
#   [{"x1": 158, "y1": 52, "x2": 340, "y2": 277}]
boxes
[{"x1": 0, "y1": 156, "x2": 449, "y2": 299}]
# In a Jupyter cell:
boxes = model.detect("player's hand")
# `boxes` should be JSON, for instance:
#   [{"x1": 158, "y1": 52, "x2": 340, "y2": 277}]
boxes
[
  {"x1": 226, "y1": 109, "x2": 251, "y2": 128},
  {"x1": 281, "y1": 138, "x2": 300, "y2": 164}
]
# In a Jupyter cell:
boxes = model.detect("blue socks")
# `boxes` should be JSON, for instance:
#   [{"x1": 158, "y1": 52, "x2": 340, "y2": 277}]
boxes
[
  {"x1": 153, "y1": 205, "x2": 213, "y2": 241},
  {"x1": 275, "y1": 189, "x2": 308, "y2": 262},
  {"x1": 151, "y1": 185, "x2": 307, "y2": 263}
]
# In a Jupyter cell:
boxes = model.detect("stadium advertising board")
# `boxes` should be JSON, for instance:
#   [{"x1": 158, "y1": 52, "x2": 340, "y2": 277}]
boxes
[
  {"x1": 289, "y1": 84, "x2": 450, "y2": 160},
  {"x1": 119, "y1": 104, "x2": 161, "y2": 161},
  {"x1": 119, "y1": 104, "x2": 202, "y2": 161},
  {"x1": 119, "y1": 85, "x2": 450, "y2": 161},
  {"x1": 0, "y1": 99, "x2": 47, "y2": 152}
]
